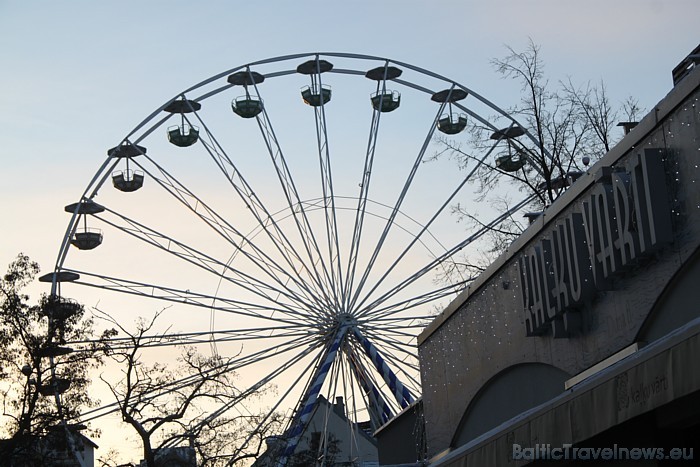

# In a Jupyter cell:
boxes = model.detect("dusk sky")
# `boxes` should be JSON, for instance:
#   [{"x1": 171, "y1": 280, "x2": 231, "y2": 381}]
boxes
[{"x1": 1, "y1": 0, "x2": 699, "y2": 463}]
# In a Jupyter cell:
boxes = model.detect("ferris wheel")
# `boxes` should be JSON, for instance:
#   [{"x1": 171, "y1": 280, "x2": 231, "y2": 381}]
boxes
[{"x1": 41, "y1": 52, "x2": 541, "y2": 464}]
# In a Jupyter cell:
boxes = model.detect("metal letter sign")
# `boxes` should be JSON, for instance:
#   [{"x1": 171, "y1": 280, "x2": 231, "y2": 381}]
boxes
[{"x1": 519, "y1": 149, "x2": 673, "y2": 337}]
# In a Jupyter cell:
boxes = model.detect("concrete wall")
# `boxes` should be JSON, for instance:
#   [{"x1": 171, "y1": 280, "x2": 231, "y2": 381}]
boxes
[{"x1": 417, "y1": 65, "x2": 700, "y2": 458}]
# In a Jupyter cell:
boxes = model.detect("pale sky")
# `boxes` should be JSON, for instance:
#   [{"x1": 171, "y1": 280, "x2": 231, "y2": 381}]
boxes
[
  {"x1": 2, "y1": 0, "x2": 698, "y2": 273},
  {"x1": 1, "y1": 0, "x2": 698, "y2": 463}
]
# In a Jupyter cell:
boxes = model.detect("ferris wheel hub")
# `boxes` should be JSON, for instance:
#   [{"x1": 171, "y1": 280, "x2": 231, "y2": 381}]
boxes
[{"x1": 335, "y1": 312, "x2": 358, "y2": 329}]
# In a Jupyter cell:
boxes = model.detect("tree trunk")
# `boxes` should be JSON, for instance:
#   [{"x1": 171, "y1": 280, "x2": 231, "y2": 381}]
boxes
[{"x1": 141, "y1": 436, "x2": 156, "y2": 467}]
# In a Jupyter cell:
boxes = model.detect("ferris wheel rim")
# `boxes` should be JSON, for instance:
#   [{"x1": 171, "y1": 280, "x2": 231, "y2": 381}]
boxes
[
  {"x1": 45, "y1": 51, "x2": 542, "y2": 464},
  {"x1": 51, "y1": 52, "x2": 541, "y2": 269}
]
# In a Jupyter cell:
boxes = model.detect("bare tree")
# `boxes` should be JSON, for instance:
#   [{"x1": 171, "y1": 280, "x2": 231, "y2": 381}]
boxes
[
  {"x1": 187, "y1": 409, "x2": 284, "y2": 466},
  {"x1": 434, "y1": 40, "x2": 642, "y2": 280},
  {"x1": 95, "y1": 310, "x2": 282, "y2": 467}
]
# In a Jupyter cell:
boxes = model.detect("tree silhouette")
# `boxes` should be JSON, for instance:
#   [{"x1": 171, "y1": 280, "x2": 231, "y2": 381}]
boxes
[
  {"x1": 95, "y1": 309, "x2": 282, "y2": 467},
  {"x1": 0, "y1": 253, "x2": 113, "y2": 463},
  {"x1": 434, "y1": 40, "x2": 642, "y2": 281}
]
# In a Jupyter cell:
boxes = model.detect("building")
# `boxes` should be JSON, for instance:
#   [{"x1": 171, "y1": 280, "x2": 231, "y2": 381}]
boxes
[
  {"x1": 255, "y1": 395, "x2": 378, "y2": 466},
  {"x1": 0, "y1": 431, "x2": 97, "y2": 467},
  {"x1": 374, "y1": 399, "x2": 425, "y2": 466},
  {"x1": 138, "y1": 446, "x2": 196, "y2": 467},
  {"x1": 416, "y1": 46, "x2": 700, "y2": 465}
]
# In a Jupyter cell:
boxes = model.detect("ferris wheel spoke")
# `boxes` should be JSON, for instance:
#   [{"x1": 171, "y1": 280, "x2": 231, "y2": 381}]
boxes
[
  {"x1": 332, "y1": 357, "x2": 352, "y2": 453},
  {"x1": 122, "y1": 156, "x2": 328, "y2": 310},
  {"x1": 348, "y1": 92, "x2": 450, "y2": 313},
  {"x1": 69, "y1": 324, "x2": 312, "y2": 351},
  {"x1": 361, "y1": 315, "x2": 436, "y2": 326},
  {"x1": 328, "y1": 345, "x2": 344, "y2": 399},
  {"x1": 79, "y1": 333, "x2": 322, "y2": 431},
  {"x1": 250, "y1": 83, "x2": 338, "y2": 309},
  {"x1": 216, "y1": 333, "x2": 322, "y2": 379},
  {"x1": 153, "y1": 329, "x2": 321, "y2": 387},
  {"x1": 185, "y1": 110, "x2": 334, "y2": 308},
  {"x1": 358, "y1": 320, "x2": 435, "y2": 337},
  {"x1": 358, "y1": 280, "x2": 466, "y2": 321},
  {"x1": 86, "y1": 307, "x2": 329, "y2": 418},
  {"x1": 337, "y1": 350, "x2": 368, "y2": 462},
  {"x1": 140, "y1": 330, "x2": 323, "y2": 405},
  {"x1": 306, "y1": 59, "x2": 345, "y2": 307},
  {"x1": 191, "y1": 127, "x2": 305, "y2": 274},
  {"x1": 63, "y1": 268, "x2": 318, "y2": 326},
  {"x1": 129, "y1": 156, "x2": 327, "y2": 312},
  {"x1": 351, "y1": 134, "x2": 506, "y2": 316},
  {"x1": 227, "y1": 340, "x2": 328, "y2": 465},
  {"x1": 356, "y1": 192, "x2": 537, "y2": 320},
  {"x1": 342, "y1": 69, "x2": 388, "y2": 312},
  {"x1": 357, "y1": 324, "x2": 422, "y2": 343},
  {"x1": 227, "y1": 340, "x2": 332, "y2": 465},
  {"x1": 91, "y1": 208, "x2": 325, "y2": 319}
]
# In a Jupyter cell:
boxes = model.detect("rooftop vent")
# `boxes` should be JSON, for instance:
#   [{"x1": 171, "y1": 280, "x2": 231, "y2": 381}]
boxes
[{"x1": 672, "y1": 43, "x2": 700, "y2": 86}]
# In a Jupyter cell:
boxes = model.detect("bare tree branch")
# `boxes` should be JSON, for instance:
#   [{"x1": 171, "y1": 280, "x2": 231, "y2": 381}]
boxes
[
  {"x1": 432, "y1": 40, "x2": 644, "y2": 284},
  {"x1": 97, "y1": 310, "x2": 282, "y2": 467}
]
